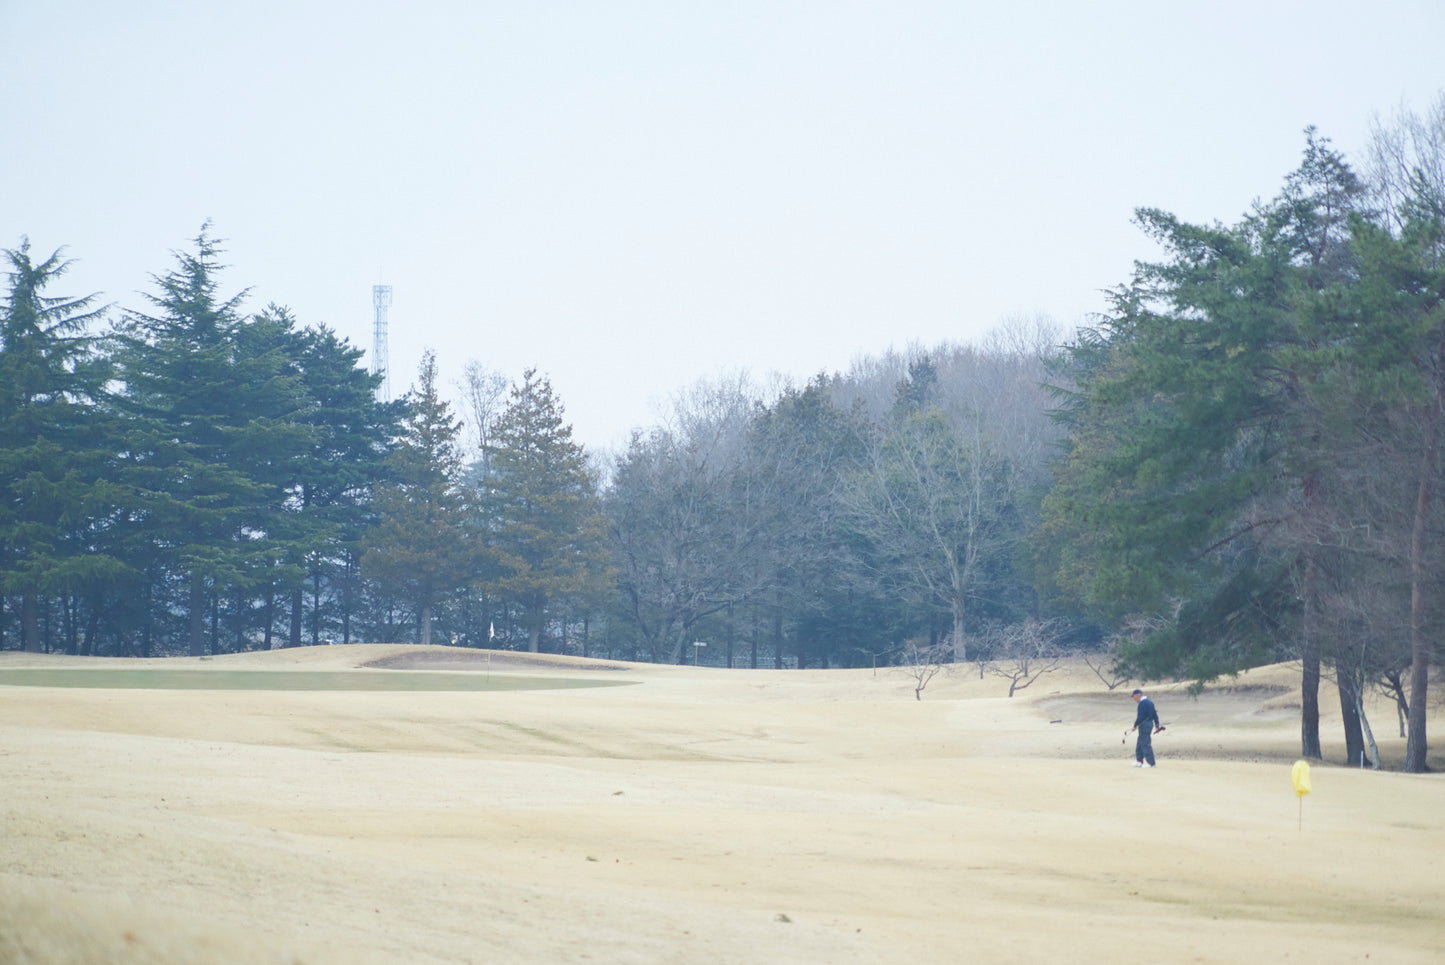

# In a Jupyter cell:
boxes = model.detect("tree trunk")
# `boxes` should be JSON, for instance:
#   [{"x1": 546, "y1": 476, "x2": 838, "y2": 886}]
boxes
[
  {"x1": 772, "y1": 607, "x2": 783, "y2": 670},
  {"x1": 1337, "y1": 669, "x2": 1366, "y2": 767},
  {"x1": 263, "y1": 587, "x2": 275, "y2": 650},
  {"x1": 188, "y1": 572, "x2": 207, "y2": 657},
  {"x1": 341, "y1": 555, "x2": 357, "y2": 644},
  {"x1": 749, "y1": 601, "x2": 759, "y2": 670},
  {"x1": 289, "y1": 587, "x2": 303, "y2": 648},
  {"x1": 421, "y1": 602, "x2": 433, "y2": 647},
  {"x1": 342, "y1": 555, "x2": 355, "y2": 643},
  {"x1": 671, "y1": 622, "x2": 689, "y2": 665},
  {"x1": 310, "y1": 567, "x2": 320, "y2": 646},
  {"x1": 1404, "y1": 334, "x2": 1441, "y2": 773},
  {"x1": 141, "y1": 584, "x2": 153, "y2": 658},
  {"x1": 21, "y1": 592, "x2": 41, "y2": 653},
  {"x1": 1300, "y1": 553, "x2": 1323, "y2": 759},
  {"x1": 527, "y1": 601, "x2": 542, "y2": 653},
  {"x1": 1357, "y1": 693, "x2": 1380, "y2": 769},
  {"x1": 1404, "y1": 419, "x2": 1437, "y2": 771},
  {"x1": 62, "y1": 593, "x2": 77, "y2": 656},
  {"x1": 83, "y1": 603, "x2": 100, "y2": 657},
  {"x1": 951, "y1": 600, "x2": 967, "y2": 663},
  {"x1": 725, "y1": 604, "x2": 734, "y2": 669},
  {"x1": 233, "y1": 588, "x2": 247, "y2": 653}
]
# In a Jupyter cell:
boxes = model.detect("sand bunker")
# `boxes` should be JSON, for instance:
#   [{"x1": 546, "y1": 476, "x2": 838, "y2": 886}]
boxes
[{"x1": 0, "y1": 645, "x2": 1440, "y2": 964}]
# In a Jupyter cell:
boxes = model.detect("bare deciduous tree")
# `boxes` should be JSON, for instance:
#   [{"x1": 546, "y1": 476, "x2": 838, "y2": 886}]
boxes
[
  {"x1": 605, "y1": 375, "x2": 766, "y2": 664},
  {"x1": 1081, "y1": 648, "x2": 1131, "y2": 691},
  {"x1": 1085, "y1": 614, "x2": 1172, "y2": 691},
  {"x1": 458, "y1": 360, "x2": 509, "y2": 471},
  {"x1": 980, "y1": 618, "x2": 1065, "y2": 697},
  {"x1": 845, "y1": 405, "x2": 1013, "y2": 663},
  {"x1": 900, "y1": 637, "x2": 952, "y2": 701}
]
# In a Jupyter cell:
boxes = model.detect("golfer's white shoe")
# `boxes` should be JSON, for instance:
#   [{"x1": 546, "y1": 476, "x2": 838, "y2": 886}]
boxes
[
  {"x1": 1142, "y1": 762, "x2": 1155, "y2": 768},
  {"x1": 1132, "y1": 761, "x2": 1143, "y2": 767}
]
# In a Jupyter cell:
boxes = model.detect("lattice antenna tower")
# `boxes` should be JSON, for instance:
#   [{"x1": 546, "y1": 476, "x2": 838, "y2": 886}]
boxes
[{"x1": 371, "y1": 284, "x2": 393, "y2": 401}]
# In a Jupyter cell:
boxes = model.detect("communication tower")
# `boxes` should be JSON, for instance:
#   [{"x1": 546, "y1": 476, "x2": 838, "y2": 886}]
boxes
[{"x1": 371, "y1": 284, "x2": 392, "y2": 401}]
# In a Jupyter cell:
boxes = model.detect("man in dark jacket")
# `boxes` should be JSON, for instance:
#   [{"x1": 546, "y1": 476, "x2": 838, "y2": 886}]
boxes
[{"x1": 1130, "y1": 689, "x2": 1161, "y2": 767}]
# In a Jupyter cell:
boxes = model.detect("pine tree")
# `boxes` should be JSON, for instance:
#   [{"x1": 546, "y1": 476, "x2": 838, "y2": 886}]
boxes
[
  {"x1": 746, "y1": 377, "x2": 873, "y2": 669},
  {"x1": 1039, "y1": 133, "x2": 1371, "y2": 758},
  {"x1": 111, "y1": 224, "x2": 312, "y2": 654},
  {"x1": 1344, "y1": 176, "x2": 1445, "y2": 771},
  {"x1": 287, "y1": 320, "x2": 398, "y2": 646},
  {"x1": 480, "y1": 369, "x2": 609, "y2": 653},
  {"x1": 362, "y1": 350, "x2": 473, "y2": 646},
  {"x1": 0, "y1": 239, "x2": 125, "y2": 652}
]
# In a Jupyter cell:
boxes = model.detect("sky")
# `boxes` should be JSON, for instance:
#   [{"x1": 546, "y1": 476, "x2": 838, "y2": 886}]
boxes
[{"x1": 3, "y1": 1, "x2": 1442, "y2": 453}]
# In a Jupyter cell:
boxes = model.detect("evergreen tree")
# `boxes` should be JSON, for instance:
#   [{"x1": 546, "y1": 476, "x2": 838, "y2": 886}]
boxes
[
  {"x1": 277, "y1": 314, "x2": 398, "y2": 647},
  {"x1": 1038, "y1": 133, "x2": 1373, "y2": 758},
  {"x1": 111, "y1": 224, "x2": 312, "y2": 654},
  {"x1": 746, "y1": 376, "x2": 874, "y2": 669},
  {"x1": 362, "y1": 350, "x2": 472, "y2": 645},
  {"x1": 306, "y1": 322, "x2": 400, "y2": 644},
  {"x1": 0, "y1": 239, "x2": 126, "y2": 652},
  {"x1": 480, "y1": 368, "x2": 608, "y2": 653},
  {"x1": 1344, "y1": 178, "x2": 1445, "y2": 771}
]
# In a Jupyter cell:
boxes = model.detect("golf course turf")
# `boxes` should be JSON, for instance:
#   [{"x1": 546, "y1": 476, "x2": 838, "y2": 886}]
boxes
[
  {"x1": 0, "y1": 667, "x2": 632, "y2": 692},
  {"x1": 1, "y1": 643, "x2": 1440, "y2": 965}
]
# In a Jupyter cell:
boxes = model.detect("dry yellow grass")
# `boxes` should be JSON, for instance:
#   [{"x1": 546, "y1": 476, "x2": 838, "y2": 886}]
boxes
[{"x1": 1, "y1": 645, "x2": 1441, "y2": 964}]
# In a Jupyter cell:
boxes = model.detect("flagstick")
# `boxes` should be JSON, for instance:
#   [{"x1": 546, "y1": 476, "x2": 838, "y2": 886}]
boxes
[{"x1": 1298, "y1": 797, "x2": 1302, "y2": 832}]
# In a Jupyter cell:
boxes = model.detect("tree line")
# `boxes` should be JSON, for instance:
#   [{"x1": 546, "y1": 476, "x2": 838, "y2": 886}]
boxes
[
  {"x1": 2, "y1": 97, "x2": 1442, "y2": 770},
  {"x1": 0, "y1": 225, "x2": 1063, "y2": 673},
  {"x1": 1041, "y1": 100, "x2": 1445, "y2": 772}
]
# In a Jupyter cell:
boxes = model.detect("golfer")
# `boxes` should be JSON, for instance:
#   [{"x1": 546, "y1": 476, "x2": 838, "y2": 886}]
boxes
[{"x1": 1130, "y1": 688, "x2": 1160, "y2": 767}]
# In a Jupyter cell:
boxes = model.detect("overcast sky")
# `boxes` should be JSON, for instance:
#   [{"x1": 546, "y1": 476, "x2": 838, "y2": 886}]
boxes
[{"x1": 4, "y1": 1, "x2": 1442, "y2": 451}]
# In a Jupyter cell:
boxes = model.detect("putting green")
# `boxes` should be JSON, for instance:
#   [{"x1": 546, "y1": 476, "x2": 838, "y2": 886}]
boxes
[{"x1": 0, "y1": 667, "x2": 633, "y2": 692}]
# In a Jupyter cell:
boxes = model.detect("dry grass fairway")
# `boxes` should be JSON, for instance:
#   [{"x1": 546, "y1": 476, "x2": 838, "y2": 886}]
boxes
[{"x1": 1, "y1": 645, "x2": 1442, "y2": 964}]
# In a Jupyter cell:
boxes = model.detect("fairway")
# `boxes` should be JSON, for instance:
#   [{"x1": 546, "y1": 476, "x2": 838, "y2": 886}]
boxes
[
  {"x1": 1, "y1": 644, "x2": 1441, "y2": 965},
  {"x1": 0, "y1": 667, "x2": 631, "y2": 692}
]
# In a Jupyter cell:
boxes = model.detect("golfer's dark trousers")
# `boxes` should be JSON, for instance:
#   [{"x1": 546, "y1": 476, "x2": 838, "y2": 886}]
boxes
[{"x1": 1136, "y1": 729, "x2": 1155, "y2": 765}]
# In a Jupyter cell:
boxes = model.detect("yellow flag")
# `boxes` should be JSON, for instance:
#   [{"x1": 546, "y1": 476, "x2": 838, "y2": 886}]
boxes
[{"x1": 1291, "y1": 760, "x2": 1312, "y2": 797}]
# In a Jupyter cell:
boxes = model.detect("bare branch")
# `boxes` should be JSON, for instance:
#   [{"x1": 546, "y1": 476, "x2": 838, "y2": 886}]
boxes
[
  {"x1": 979, "y1": 619, "x2": 1065, "y2": 697},
  {"x1": 899, "y1": 638, "x2": 953, "y2": 700}
]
